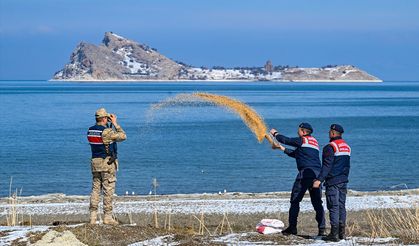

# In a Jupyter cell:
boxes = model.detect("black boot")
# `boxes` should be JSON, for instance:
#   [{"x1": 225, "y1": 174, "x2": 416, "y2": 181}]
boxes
[
  {"x1": 339, "y1": 224, "x2": 346, "y2": 240},
  {"x1": 323, "y1": 226, "x2": 339, "y2": 242},
  {"x1": 282, "y1": 226, "x2": 297, "y2": 235},
  {"x1": 318, "y1": 228, "x2": 327, "y2": 237}
]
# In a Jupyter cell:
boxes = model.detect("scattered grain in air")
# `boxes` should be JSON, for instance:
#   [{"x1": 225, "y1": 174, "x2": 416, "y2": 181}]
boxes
[{"x1": 150, "y1": 92, "x2": 269, "y2": 143}]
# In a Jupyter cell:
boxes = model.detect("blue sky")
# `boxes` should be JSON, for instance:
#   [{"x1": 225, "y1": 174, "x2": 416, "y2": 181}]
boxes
[{"x1": 0, "y1": 0, "x2": 418, "y2": 80}]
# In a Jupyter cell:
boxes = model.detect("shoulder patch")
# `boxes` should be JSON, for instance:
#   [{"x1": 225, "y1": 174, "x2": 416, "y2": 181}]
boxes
[
  {"x1": 330, "y1": 139, "x2": 351, "y2": 156},
  {"x1": 301, "y1": 136, "x2": 319, "y2": 150}
]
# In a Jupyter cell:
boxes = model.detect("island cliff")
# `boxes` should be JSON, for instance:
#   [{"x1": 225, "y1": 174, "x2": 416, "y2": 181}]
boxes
[{"x1": 52, "y1": 32, "x2": 382, "y2": 82}]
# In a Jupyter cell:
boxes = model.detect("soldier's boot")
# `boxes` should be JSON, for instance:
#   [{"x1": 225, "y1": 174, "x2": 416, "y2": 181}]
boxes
[
  {"x1": 339, "y1": 224, "x2": 346, "y2": 240},
  {"x1": 318, "y1": 228, "x2": 327, "y2": 237},
  {"x1": 282, "y1": 226, "x2": 297, "y2": 235},
  {"x1": 103, "y1": 214, "x2": 119, "y2": 226},
  {"x1": 323, "y1": 226, "x2": 339, "y2": 242},
  {"x1": 89, "y1": 211, "x2": 97, "y2": 225}
]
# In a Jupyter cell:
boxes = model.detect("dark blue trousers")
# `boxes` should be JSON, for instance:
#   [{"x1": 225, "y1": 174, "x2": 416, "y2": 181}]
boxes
[
  {"x1": 325, "y1": 183, "x2": 347, "y2": 227},
  {"x1": 289, "y1": 178, "x2": 326, "y2": 229}
]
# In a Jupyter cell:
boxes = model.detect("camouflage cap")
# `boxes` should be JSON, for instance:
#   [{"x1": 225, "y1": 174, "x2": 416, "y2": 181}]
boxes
[{"x1": 95, "y1": 108, "x2": 110, "y2": 118}]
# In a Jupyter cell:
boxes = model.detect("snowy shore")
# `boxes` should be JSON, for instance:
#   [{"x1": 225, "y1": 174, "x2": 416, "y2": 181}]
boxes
[
  {"x1": 1, "y1": 190, "x2": 417, "y2": 245},
  {"x1": 1, "y1": 189, "x2": 417, "y2": 216}
]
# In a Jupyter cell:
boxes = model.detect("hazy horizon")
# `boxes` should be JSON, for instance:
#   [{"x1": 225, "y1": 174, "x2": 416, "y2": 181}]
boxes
[{"x1": 1, "y1": 0, "x2": 418, "y2": 81}]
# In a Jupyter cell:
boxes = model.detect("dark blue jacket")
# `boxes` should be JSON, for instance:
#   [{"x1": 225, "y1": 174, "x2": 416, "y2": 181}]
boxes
[
  {"x1": 87, "y1": 124, "x2": 117, "y2": 159},
  {"x1": 275, "y1": 134, "x2": 322, "y2": 180},
  {"x1": 317, "y1": 137, "x2": 351, "y2": 186}
]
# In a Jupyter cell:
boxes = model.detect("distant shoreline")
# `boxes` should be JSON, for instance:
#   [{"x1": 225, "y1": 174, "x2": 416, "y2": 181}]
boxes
[
  {"x1": 1, "y1": 188, "x2": 417, "y2": 202},
  {"x1": 49, "y1": 79, "x2": 383, "y2": 83}
]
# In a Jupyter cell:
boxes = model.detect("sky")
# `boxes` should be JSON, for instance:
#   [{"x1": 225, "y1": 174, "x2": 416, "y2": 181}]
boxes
[{"x1": 0, "y1": 0, "x2": 418, "y2": 81}]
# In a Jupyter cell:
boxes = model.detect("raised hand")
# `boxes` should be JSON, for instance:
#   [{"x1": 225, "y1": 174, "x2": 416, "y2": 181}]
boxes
[
  {"x1": 270, "y1": 128, "x2": 278, "y2": 136},
  {"x1": 109, "y1": 114, "x2": 117, "y2": 125}
]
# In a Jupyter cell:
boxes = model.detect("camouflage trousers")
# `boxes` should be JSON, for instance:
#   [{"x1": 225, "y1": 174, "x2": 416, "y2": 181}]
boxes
[{"x1": 89, "y1": 157, "x2": 117, "y2": 214}]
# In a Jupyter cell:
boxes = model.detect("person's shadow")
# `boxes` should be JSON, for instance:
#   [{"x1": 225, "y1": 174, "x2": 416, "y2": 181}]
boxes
[{"x1": 298, "y1": 234, "x2": 314, "y2": 239}]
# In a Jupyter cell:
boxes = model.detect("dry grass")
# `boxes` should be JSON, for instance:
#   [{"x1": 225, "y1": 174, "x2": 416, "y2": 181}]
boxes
[
  {"x1": 4, "y1": 209, "x2": 418, "y2": 245},
  {"x1": 6, "y1": 192, "x2": 19, "y2": 226},
  {"x1": 3, "y1": 178, "x2": 34, "y2": 229},
  {"x1": 68, "y1": 224, "x2": 168, "y2": 246},
  {"x1": 5, "y1": 177, "x2": 27, "y2": 227},
  {"x1": 365, "y1": 207, "x2": 419, "y2": 244}
]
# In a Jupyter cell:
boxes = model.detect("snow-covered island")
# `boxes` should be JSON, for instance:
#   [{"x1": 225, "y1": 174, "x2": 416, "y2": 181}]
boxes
[{"x1": 52, "y1": 32, "x2": 382, "y2": 82}]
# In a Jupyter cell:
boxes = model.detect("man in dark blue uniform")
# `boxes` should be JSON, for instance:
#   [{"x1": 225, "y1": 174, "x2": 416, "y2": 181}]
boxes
[
  {"x1": 313, "y1": 124, "x2": 351, "y2": 241},
  {"x1": 270, "y1": 123, "x2": 326, "y2": 236}
]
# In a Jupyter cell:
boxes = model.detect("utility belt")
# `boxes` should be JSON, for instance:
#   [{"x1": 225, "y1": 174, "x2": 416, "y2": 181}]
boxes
[
  {"x1": 104, "y1": 144, "x2": 116, "y2": 165},
  {"x1": 106, "y1": 155, "x2": 116, "y2": 165},
  {"x1": 325, "y1": 175, "x2": 348, "y2": 187},
  {"x1": 90, "y1": 156, "x2": 118, "y2": 173}
]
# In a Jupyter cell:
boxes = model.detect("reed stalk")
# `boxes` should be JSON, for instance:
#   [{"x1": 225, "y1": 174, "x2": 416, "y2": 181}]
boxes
[{"x1": 366, "y1": 207, "x2": 419, "y2": 243}]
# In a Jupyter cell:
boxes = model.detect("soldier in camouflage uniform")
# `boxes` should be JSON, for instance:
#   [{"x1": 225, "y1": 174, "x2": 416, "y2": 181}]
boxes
[{"x1": 87, "y1": 108, "x2": 126, "y2": 225}]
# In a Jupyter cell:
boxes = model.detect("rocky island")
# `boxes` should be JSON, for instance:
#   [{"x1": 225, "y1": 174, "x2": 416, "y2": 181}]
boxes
[{"x1": 52, "y1": 32, "x2": 382, "y2": 82}]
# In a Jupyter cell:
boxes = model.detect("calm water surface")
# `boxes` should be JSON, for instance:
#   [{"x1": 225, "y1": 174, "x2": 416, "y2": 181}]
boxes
[{"x1": 1, "y1": 81, "x2": 418, "y2": 196}]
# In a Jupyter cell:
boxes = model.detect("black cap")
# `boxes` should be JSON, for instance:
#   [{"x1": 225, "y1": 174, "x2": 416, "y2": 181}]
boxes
[
  {"x1": 330, "y1": 124, "x2": 344, "y2": 133},
  {"x1": 299, "y1": 122, "x2": 313, "y2": 133}
]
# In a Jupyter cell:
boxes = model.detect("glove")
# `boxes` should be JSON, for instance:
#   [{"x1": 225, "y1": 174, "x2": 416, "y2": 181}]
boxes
[{"x1": 269, "y1": 128, "x2": 278, "y2": 136}]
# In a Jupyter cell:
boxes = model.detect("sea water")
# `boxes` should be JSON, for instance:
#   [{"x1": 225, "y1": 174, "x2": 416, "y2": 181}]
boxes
[{"x1": 1, "y1": 81, "x2": 418, "y2": 196}]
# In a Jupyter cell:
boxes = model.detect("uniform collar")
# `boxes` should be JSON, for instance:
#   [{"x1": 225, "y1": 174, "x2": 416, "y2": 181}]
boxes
[{"x1": 330, "y1": 136, "x2": 342, "y2": 142}]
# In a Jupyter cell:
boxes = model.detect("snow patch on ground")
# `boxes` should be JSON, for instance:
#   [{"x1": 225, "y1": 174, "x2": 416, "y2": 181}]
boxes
[
  {"x1": 0, "y1": 227, "x2": 86, "y2": 245},
  {"x1": 212, "y1": 232, "x2": 400, "y2": 245},
  {"x1": 128, "y1": 235, "x2": 179, "y2": 246},
  {"x1": 304, "y1": 236, "x2": 399, "y2": 245},
  {"x1": 0, "y1": 225, "x2": 49, "y2": 245},
  {"x1": 185, "y1": 68, "x2": 282, "y2": 80},
  {"x1": 213, "y1": 232, "x2": 275, "y2": 245},
  {"x1": 110, "y1": 32, "x2": 126, "y2": 40},
  {"x1": 1, "y1": 194, "x2": 417, "y2": 216},
  {"x1": 115, "y1": 47, "x2": 155, "y2": 76}
]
